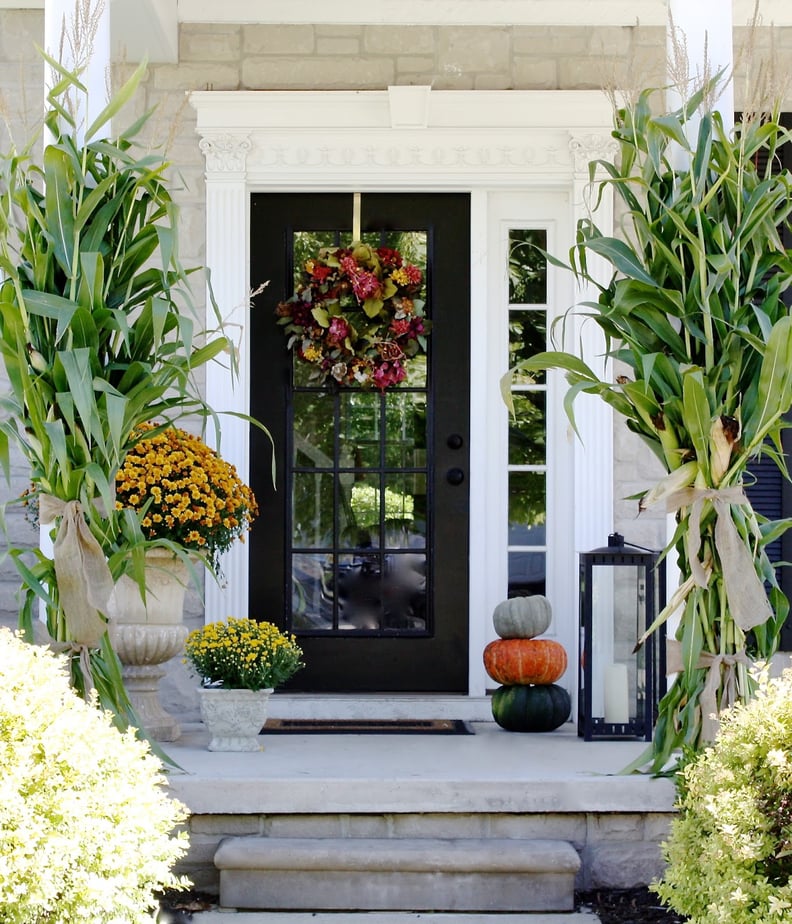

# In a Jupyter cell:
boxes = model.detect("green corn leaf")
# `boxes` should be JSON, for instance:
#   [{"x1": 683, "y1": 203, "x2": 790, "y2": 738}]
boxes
[
  {"x1": 582, "y1": 236, "x2": 659, "y2": 288},
  {"x1": 55, "y1": 392, "x2": 77, "y2": 435},
  {"x1": 66, "y1": 307, "x2": 100, "y2": 355},
  {"x1": 10, "y1": 549, "x2": 58, "y2": 609},
  {"x1": 0, "y1": 428, "x2": 9, "y2": 483},
  {"x1": 149, "y1": 295, "x2": 170, "y2": 351},
  {"x1": 77, "y1": 252, "x2": 105, "y2": 312},
  {"x1": 744, "y1": 315, "x2": 792, "y2": 448},
  {"x1": 43, "y1": 420, "x2": 71, "y2": 488},
  {"x1": 43, "y1": 146, "x2": 76, "y2": 278},
  {"x1": 85, "y1": 59, "x2": 148, "y2": 142},
  {"x1": 103, "y1": 392, "x2": 128, "y2": 466},
  {"x1": 57, "y1": 348, "x2": 97, "y2": 443},
  {"x1": 681, "y1": 370, "x2": 712, "y2": 479},
  {"x1": 84, "y1": 462, "x2": 116, "y2": 519},
  {"x1": 22, "y1": 290, "x2": 79, "y2": 346}
]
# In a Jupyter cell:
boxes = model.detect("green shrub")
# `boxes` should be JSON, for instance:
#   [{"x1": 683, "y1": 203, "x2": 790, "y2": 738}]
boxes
[
  {"x1": 0, "y1": 628, "x2": 189, "y2": 922},
  {"x1": 653, "y1": 668, "x2": 792, "y2": 922}
]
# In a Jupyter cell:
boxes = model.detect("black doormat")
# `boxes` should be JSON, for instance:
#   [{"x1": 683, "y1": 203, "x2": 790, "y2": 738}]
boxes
[{"x1": 261, "y1": 718, "x2": 473, "y2": 735}]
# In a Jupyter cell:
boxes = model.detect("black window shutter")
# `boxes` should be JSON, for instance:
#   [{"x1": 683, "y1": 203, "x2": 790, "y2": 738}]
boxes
[{"x1": 743, "y1": 113, "x2": 792, "y2": 648}]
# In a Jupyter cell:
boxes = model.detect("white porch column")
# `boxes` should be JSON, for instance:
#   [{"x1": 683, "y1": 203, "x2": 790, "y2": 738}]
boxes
[
  {"x1": 667, "y1": 0, "x2": 734, "y2": 135},
  {"x1": 569, "y1": 133, "x2": 616, "y2": 556},
  {"x1": 198, "y1": 132, "x2": 252, "y2": 623},
  {"x1": 44, "y1": 0, "x2": 110, "y2": 139}
]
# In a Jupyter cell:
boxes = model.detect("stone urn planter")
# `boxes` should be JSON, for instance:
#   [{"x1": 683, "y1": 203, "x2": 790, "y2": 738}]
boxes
[
  {"x1": 110, "y1": 548, "x2": 192, "y2": 741},
  {"x1": 197, "y1": 686, "x2": 274, "y2": 752}
]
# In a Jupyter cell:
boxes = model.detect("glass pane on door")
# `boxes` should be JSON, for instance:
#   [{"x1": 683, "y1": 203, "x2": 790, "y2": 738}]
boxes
[{"x1": 289, "y1": 229, "x2": 429, "y2": 635}]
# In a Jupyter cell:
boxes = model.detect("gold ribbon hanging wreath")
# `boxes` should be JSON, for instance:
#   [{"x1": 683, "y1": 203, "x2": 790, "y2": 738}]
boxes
[{"x1": 275, "y1": 242, "x2": 430, "y2": 390}]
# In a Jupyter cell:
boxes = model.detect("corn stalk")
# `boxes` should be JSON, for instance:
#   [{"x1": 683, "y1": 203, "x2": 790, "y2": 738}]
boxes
[
  {"x1": 0, "y1": 55, "x2": 232, "y2": 728},
  {"x1": 505, "y1": 83, "x2": 792, "y2": 772}
]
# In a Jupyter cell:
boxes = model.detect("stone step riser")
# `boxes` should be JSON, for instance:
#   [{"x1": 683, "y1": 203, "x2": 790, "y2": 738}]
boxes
[{"x1": 214, "y1": 837, "x2": 581, "y2": 913}]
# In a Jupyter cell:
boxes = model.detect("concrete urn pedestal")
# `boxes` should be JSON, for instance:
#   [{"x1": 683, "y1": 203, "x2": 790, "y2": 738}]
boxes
[{"x1": 110, "y1": 549, "x2": 191, "y2": 741}]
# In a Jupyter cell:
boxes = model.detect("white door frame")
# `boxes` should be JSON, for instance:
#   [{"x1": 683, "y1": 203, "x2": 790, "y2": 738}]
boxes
[{"x1": 191, "y1": 86, "x2": 615, "y2": 707}]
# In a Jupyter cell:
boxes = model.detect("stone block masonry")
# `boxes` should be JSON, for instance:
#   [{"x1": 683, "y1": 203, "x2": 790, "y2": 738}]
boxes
[{"x1": 179, "y1": 811, "x2": 672, "y2": 895}]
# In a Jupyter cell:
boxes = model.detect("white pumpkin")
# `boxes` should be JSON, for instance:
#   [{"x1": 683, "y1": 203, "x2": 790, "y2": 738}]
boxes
[{"x1": 492, "y1": 595, "x2": 552, "y2": 639}]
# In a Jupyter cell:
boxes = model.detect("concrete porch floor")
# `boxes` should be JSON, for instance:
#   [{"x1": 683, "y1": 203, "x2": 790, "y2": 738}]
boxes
[{"x1": 165, "y1": 719, "x2": 676, "y2": 818}]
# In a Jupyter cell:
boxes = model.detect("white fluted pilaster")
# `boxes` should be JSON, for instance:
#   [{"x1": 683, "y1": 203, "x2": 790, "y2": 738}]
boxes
[
  {"x1": 199, "y1": 132, "x2": 252, "y2": 622},
  {"x1": 569, "y1": 132, "x2": 617, "y2": 555}
]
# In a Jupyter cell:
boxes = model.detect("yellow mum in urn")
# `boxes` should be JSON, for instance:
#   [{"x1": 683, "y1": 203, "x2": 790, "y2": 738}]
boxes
[
  {"x1": 185, "y1": 618, "x2": 304, "y2": 691},
  {"x1": 115, "y1": 424, "x2": 258, "y2": 574}
]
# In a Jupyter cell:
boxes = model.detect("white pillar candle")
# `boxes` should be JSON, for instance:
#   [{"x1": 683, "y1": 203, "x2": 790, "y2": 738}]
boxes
[{"x1": 604, "y1": 663, "x2": 629, "y2": 724}]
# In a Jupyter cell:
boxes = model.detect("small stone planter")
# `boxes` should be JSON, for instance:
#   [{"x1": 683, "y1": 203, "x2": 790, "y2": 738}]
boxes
[{"x1": 198, "y1": 687, "x2": 274, "y2": 751}]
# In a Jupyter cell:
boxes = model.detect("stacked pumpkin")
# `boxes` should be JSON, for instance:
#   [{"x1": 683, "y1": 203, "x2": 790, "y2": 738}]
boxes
[{"x1": 484, "y1": 595, "x2": 571, "y2": 732}]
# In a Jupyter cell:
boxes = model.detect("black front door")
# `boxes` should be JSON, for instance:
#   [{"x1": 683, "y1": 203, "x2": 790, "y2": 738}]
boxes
[{"x1": 249, "y1": 193, "x2": 470, "y2": 692}]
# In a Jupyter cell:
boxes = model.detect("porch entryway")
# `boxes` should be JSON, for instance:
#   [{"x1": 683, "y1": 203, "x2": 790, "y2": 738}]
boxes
[
  {"x1": 193, "y1": 86, "x2": 616, "y2": 710},
  {"x1": 249, "y1": 193, "x2": 470, "y2": 693}
]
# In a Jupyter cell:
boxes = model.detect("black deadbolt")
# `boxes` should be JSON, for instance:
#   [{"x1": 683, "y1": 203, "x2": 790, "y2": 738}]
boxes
[
  {"x1": 446, "y1": 433, "x2": 464, "y2": 450},
  {"x1": 446, "y1": 467, "x2": 465, "y2": 486}
]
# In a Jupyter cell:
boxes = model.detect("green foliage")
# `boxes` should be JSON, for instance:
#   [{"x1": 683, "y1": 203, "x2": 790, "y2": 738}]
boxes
[
  {"x1": 654, "y1": 668, "x2": 792, "y2": 922},
  {"x1": 505, "y1": 83, "x2": 792, "y2": 772},
  {"x1": 185, "y1": 617, "x2": 304, "y2": 692},
  {"x1": 0, "y1": 55, "x2": 233, "y2": 722},
  {"x1": 0, "y1": 627, "x2": 189, "y2": 921}
]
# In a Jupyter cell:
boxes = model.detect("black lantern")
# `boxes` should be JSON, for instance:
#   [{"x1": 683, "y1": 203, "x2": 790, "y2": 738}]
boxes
[{"x1": 578, "y1": 533, "x2": 666, "y2": 741}]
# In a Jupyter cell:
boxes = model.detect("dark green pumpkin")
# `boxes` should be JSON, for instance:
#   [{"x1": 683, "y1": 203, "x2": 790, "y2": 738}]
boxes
[{"x1": 491, "y1": 683, "x2": 571, "y2": 732}]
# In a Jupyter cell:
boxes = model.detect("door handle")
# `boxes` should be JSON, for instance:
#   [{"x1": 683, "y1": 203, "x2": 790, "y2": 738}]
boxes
[
  {"x1": 446, "y1": 467, "x2": 465, "y2": 486},
  {"x1": 446, "y1": 433, "x2": 464, "y2": 450}
]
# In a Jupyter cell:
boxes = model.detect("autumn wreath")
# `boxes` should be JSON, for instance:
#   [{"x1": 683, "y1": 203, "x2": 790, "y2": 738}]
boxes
[{"x1": 275, "y1": 242, "x2": 429, "y2": 389}]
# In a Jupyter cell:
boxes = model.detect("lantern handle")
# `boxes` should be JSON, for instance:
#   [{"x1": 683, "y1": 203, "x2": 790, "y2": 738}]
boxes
[{"x1": 609, "y1": 532, "x2": 657, "y2": 553}]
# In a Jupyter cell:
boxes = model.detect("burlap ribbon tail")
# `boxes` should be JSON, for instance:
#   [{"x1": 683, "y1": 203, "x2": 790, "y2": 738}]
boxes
[
  {"x1": 663, "y1": 484, "x2": 774, "y2": 631},
  {"x1": 658, "y1": 484, "x2": 771, "y2": 741},
  {"x1": 666, "y1": 640, "x2": 752, "y2": 741},
  {"x1": 39, "y1": 496, "x2": 115, "y2": 690}
]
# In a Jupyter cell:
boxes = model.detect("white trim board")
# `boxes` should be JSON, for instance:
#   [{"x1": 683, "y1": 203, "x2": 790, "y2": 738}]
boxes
[
  {"x1": 11, "y1": 1, "x2": 792, "y2": 24},
  {"x1": 177, "y1": 0, "x2": 788, "y2": 27}
]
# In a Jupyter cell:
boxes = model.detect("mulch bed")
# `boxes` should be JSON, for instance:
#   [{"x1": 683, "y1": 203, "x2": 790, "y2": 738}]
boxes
[
  {"x1": 157, "y1": 886, "x2": 688, "y2": 921},
  {"x1": 576, "y1": 888, "x2": 688, "y2": 923},
  {"x1": 155, "y1": 890, "x2": 215, "y2": 923}
]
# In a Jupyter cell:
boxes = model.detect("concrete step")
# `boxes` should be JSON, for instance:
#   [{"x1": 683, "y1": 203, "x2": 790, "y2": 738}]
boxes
[
  {"x1": 214, "y1": 837, "x2": 581, "y2": 913},
  {"x1": 193, "y1": 913, "x2": 599, "y2": 922}
]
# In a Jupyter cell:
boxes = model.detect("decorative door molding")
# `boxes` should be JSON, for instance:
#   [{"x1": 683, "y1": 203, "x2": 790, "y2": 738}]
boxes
[{"x1": 192, "y1": 87, "x2": 615, "y2": 695}]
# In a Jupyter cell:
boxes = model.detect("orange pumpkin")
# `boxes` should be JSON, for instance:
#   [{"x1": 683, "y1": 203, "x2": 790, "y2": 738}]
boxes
[{"x1": 483, "y1": 638, "x2": 567, "y2": 686}]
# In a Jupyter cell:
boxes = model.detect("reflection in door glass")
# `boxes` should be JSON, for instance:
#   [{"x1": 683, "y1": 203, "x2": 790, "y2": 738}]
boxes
[
  {"x1": 340, "y1": 392, "x2": 380, "y2": 468},
  {"x1": 509, "y1": 229, "x2": 547, "y2": 303},
  {"x1": 508, "y1": 391, "x2": 546, "y2": 466},
  {"x1": 342, "y1": 472, "x2": 381, "y2": 549},
  {"x1": 509, "y1": 311, "x2": 547, "y2": 385},
  {"x1": 289, "y1": 228, "x2": 430, "y2": 634},
  {"x1": 506, "y1": 228, "x2": 548, "y2": 597},
  {"x1": 293, "y1": 392, "x2": 334, "y2": 466}
]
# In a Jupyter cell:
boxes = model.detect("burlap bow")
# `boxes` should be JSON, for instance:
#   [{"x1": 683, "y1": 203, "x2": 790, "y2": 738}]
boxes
[
  {"x1": 663, "y1": 485, "x2": 774, "y2": 632},
  {"x1": 39, "y1": 496, "x2": 115, "y2": 689},
  {"x1": 666, "y1": 639, "x2": 753, "y2": 742}
]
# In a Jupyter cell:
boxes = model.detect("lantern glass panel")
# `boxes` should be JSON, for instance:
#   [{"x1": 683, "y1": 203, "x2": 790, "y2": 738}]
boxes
[{"x1": 589, "y1": 562, "x2": 646, "y2": 725}]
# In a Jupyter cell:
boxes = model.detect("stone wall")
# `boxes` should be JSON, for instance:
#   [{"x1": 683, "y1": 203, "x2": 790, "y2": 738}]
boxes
[
  {"x1": 0, "y1": 10, "x2": 46, "y2": 635},
  {"x1": 181, "y1": 809, "x2": 673, "y2": 894}
]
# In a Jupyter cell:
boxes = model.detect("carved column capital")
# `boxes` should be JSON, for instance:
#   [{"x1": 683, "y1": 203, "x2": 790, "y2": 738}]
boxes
[
  {"x1": 569, "y1": 132, "x2": 619, "y2": 176},
  {"x1": 199, "y1": 133, "x2": 252, "y2": 174}
]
